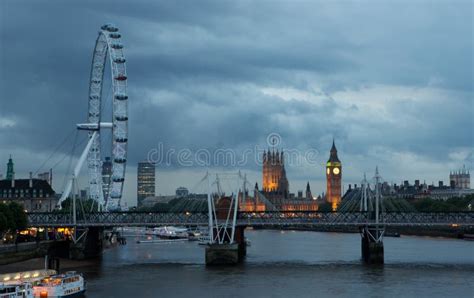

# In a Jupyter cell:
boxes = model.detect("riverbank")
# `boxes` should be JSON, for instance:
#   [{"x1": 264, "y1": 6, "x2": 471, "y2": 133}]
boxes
[
  {"x1": 0, "y1": 240, "x2": 69, "y2": 265},
  {"x1": 0, "y1": 229, "x2": 121, "y2": 266},
  {"x1": 0, "y1": 256, "x2": 98, "y2": 274}
]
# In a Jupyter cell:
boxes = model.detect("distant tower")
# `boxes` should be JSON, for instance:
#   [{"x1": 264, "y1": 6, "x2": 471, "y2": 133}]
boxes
[
  {"x1": 6, "y1": 155, "x2": 14, "y2": 181},
  {"x1": 326, "y1": 140, "x2": 342, "y2": 211},
  {"x1": 262, "y1": 149, "x2": 289, "y2": 196},
  {"x1": 449, "y1": 165, "x2": 470, "y2": 189},
  {"x1": 305, "y1": 182, "x2": 312, "y2": 200}
]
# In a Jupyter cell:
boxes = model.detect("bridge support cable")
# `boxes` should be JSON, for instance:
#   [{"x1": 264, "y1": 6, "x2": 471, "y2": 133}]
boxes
[
  {"x1": 205, "y1": 172, "x2": 247, "y2": 265},
  {"x1": 360, "y1": 166, "x2": 385, "y2": 264},
  {"x1": 254, "y1": 190, "x2": 279, "y2": 212},
  {"x1": 206, "y1": 172, "x2": 214, "y2": 243}
]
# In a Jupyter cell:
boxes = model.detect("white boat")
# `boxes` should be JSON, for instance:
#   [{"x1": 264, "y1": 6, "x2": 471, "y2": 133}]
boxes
[
  {"x1": 0, "y1": 269, "x2": 56, "y2": 298},
  {"x1": 144, "y1": 228, "x2": 159, "y2": 236},
  {"x1": 154, "y1": 226, "x2": 188, "y2": 239},
  {"x1": 0, "y1": 269, "x2": 57, "y2": 286},
  {"x1": 197, "y1": 235, "x2": 210, "y2": 245},
  {"x1": 137, "y1": 238, "x2": 188, "y2": 244},
  {"x1": 33, "y1": 271, "x2": 85, "y2": 298},
  {"x1": 0, "y1": 282, "x2": 33, "y2": 298},
  {"x1": 198, "y1": 236, "x2": 251, "y2": 247}
]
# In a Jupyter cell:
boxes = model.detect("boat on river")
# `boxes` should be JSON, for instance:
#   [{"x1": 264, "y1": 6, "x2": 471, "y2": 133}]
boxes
[
  {"x1": 198, "y1": 235, "x2": 211, "y2": 245},
  {"x1": 154, "y1": 226, "x2": 189, "y2": 239},
  {"x1": 0, "y1": 282, "x2": 33, "y2": 298},
  {"x1": 0, "y1": 269, "x2": 55, "y2": 298},
  {"x1": 33, "y1": 271, "x2": 85, "y2": 297}
]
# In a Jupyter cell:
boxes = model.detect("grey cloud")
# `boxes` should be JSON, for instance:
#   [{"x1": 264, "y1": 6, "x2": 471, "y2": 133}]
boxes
[{"x1": 0, "y1": 0, "x2": 472, "y2": 195}]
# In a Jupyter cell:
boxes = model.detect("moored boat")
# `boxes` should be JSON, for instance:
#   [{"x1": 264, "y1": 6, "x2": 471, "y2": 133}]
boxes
[
  {"x1": 0, "y1": 269, "x2": 57, "y2": 286},
  {"x1": 385, "y1": 231, "x2": 401, "y2": 238},
  {"x1": 197, "y1": 235, "x2": 211, "y2": 245},
  {"x1": 154, "y1": 226, "x2": 188, "y2": 239},
  {"x1": 33, "y1": 271, "x2": 85, "y2": 298},
  {"x1": 0, "y1": 282, "x2": 33, "y2": 298},
  {"x1": 1, "y1": 269, "x2": 56, "y2": 298},
  {"x1": 462, "y1": 233, "x2": 474, "y2": 241}
]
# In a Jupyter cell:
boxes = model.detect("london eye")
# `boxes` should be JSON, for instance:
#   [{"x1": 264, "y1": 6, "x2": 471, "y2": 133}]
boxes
[{"x1": 58, "y1": 23, "x2": 128, "y2": 211}]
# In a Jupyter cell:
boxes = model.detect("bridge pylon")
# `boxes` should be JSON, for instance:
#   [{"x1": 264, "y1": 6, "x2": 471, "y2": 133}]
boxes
[
  {"x1": 205, "y1": 172, "x2": 247, "y2": 265},
  {"x1": 360, "y1": 168, "x2": 384, "y2": 264}
]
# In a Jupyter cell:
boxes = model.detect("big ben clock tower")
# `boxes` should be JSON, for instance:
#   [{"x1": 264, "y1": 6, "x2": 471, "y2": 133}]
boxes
[{"x1": 326, "y1": 139, "x2": 342, "y2": 211}]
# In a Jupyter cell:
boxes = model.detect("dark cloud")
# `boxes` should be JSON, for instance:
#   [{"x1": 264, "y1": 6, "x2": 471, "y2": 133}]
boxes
[{"x1": 0, "y1": 0, "x2": 472, "y2": 198}]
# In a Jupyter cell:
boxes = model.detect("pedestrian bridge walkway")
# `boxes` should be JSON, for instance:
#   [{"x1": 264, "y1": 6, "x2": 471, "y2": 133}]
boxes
[{"x1": 27, "y1": 211, "x2": 474, "y2": 228}]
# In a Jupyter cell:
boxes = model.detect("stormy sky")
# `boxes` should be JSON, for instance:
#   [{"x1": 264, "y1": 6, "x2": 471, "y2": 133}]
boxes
[{"x1": 0, "y1": 0, "x2": 472, "y2": 206}]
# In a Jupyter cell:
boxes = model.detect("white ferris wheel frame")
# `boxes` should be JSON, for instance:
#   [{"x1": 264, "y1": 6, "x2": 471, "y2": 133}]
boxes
[
  {"x1": 57, "y1": 24, "x2": 128, "y2": 211},
  {"x1": 85, "y1": 24, "x2": 128, "y2": 210},
  {"x1": 56, "y1": 24, "x2": 128, "y2": 212}
]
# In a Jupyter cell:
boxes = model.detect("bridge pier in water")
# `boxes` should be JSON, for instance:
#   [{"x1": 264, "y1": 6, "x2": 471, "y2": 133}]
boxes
[
  {"x1": 205, "y1": 180, "x2": 247, "y2": 266},
  {"x1": 236, "y1": 226, "x2": 247, "y2": 259},
  {"x1": 358, "y1": 168, "x2": 385, "y2": 265},
  {"x1": 361, "y1": 227, "x2": 384, "y2": 264},
  {"x1": 69, "y1": 227, "x2": 104, "y2": 260},
  {"x1": 205, "y1": 226, "x2": 246, "y2": 265}
]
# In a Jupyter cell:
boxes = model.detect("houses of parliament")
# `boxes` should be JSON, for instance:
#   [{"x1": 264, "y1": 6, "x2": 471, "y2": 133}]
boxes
[{"x1": 241, "y1": 140, "x2": 342, "y2": 212}]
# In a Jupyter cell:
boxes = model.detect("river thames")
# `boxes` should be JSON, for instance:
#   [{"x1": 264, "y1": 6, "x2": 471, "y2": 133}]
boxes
[{"x1": 75, "y1": 230, "x2": 472, "y2": 297}]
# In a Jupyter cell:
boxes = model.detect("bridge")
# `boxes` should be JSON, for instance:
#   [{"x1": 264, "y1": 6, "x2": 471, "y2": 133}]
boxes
[
  {"x1": 27, "y1": 211, "x2": 474, "y2": 228},
  {"x1": 27, "y1": 209, "x2": 474, "y2": 264}
]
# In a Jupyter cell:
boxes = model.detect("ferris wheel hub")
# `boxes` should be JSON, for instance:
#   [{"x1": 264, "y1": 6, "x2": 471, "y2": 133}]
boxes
[{"x1": 76, "y1": 122, "x2": 113, "y2": 130}]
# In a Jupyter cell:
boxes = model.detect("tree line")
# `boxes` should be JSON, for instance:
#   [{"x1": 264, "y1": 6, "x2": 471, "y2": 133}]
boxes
[
  {"x1": 0, "y1": 201, "x2": 28, "y2": 236},
  {"x1": 411, "y1": 195, "x2": 473, "y2": 212}
]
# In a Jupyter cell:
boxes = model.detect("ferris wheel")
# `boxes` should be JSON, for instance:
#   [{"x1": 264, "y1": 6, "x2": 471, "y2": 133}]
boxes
[{"x1": 58, "y1": 24, "x2": 128, "y2": 211}]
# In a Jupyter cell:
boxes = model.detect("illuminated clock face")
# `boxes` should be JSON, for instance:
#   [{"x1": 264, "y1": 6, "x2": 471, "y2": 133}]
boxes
[
  {"x1": 333, "y1": 167, "x2": 340, "y2": 175},
  {"x1": 327, "y1": 168, "x2": 330, "y2": 175}
]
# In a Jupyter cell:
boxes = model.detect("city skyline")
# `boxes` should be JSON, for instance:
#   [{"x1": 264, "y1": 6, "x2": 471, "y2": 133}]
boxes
[
  {"x1": 1, "y1": 148, "x2": 471, "y2": 202},
  {"x1": 0, "y1": 1, "x2": 472, "y2": 205},
  {"x1": 0, "y1": 2, "x2": 472, "y2": 296}
]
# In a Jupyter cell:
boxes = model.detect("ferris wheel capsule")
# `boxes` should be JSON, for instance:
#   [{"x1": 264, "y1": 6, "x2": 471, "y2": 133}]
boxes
[
  {"x1": 114, "y1": 57, "x2": 126, "y2": 63},
  {"x1": 109, "y1": 33, "x2": 121, "y2": 39},
  {"x1": 101, "y1": 23, "x2": 118, "y2": 32},
  {"x1": 111, "y1": 43, "x2": 123, "y2": 49},
  {"x1": 114, "y1": 94, "x2": 128, "y2": 100}
]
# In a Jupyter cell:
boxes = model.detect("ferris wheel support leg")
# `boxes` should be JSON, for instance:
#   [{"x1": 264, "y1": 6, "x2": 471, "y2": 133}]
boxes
[{"x1": 56, "y1": 132, "x2": 98, "y2": 209}]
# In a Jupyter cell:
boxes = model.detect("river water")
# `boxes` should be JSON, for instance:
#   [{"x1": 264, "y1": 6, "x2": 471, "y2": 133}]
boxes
[{"x1": 78, "y1": 230, "x2": 472, "y2": 297}]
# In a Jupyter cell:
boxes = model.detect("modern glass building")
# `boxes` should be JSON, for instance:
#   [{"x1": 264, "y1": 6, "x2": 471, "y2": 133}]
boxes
[{"x1": 137, "y1": 161, "x2": 155, "y2": 207}]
